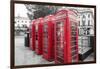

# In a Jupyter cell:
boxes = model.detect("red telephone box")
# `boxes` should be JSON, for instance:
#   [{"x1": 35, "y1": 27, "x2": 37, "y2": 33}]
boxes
[
  {"x1": 42, "y1": 15, "x2": 55, "y2": 61},
  {"x1": 54, "y1": 10, "x2": 79, "y2": 64},
  {"x1": 35, "y1": 18, "x2": 43, "y2": 55},
  {"x1": 29, "y1": 20, "x2": 35, "y2": 50}
]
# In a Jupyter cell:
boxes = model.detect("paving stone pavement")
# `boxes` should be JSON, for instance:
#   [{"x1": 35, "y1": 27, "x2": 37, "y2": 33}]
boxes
[
  {"x1": 15, "y1": 35, "x2": 54, "y2": 66},
  {"x1": 15, "y1": 35, "x2": 94, "y2": 65}
]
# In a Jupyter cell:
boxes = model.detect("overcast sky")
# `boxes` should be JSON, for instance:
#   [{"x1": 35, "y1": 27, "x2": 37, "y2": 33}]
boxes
[{"x1": 15, "y1": 4, "x2": 28, "y2": 17}]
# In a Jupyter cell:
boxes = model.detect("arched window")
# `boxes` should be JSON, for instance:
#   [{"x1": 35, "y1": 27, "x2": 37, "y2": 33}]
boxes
[
  {"x1": 88, "y1": 14, "x2": 91, "y2": 26},
  {"x1": 82, "y1": 14, "x2": 86, "y2": 26}
]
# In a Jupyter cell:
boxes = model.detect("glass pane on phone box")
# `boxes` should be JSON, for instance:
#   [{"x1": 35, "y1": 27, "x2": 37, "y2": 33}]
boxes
[
  {"x1": 35, "y1": 25, "x2": 38, "y2": 31},
  {"x1": 71, "y1": 26, "x2": 76, "y2": 30},
  {"x1": 71, "y1": 32, "x2": 76, "y2": 35},
  {"x1": 57, "y1": 22, "x2": 64, "y2": 27},
  {"x1": 71, "y1": 37, "x2": 76, "y2": 41}
]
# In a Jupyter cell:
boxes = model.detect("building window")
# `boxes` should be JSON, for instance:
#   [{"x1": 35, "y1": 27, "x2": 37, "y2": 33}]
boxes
[
  {"x1": 88, "y1": 20, "x2": 90, "y2": 26},
  {"x1": 22, "y1": 21, "x2": 23, "y2": 23},
  {"x1": 25, "y1": 21, "x2": 27, "y2": 23},
  {"x1": 82, "y1": 15, "x2": 86, "y2": 26},
  {"x1": 88, "y1": 14, "x2": 91, "y2": 26},
  {"x1": 88, "y1": 14, "x2": 90, "y2": 18}
]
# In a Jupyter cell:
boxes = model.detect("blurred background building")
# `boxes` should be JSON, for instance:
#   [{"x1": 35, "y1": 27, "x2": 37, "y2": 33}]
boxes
[
  {"x1": 78, "y1": 9, "x2": 94, "y2": 61},
  {"x1": 14, "y1": 15, "x2": 31, "y2": 35}
]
